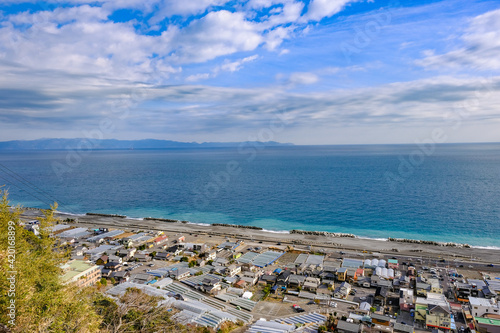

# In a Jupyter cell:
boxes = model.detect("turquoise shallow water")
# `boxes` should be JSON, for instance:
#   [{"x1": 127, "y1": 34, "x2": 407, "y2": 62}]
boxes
[{"x1": 0, "y1": 143, "x2": 499, "y2": 247}]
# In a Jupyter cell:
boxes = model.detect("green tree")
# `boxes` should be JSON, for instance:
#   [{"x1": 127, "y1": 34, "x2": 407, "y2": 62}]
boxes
[
  {"x1": 0, "y1": 190, "x2": 102, "y2": 332},
  {"x1": 93, "y1": 288, "x2": 207, "y2": 333},
  {"x1": 188, "y1": 260, "x2": 197, "y2": 268},
  {"x1": 100, "y1": 278, "x2": 107, "y2": 286}
]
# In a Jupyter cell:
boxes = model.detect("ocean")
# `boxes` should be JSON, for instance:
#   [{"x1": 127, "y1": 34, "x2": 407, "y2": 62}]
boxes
[{"x1": 0, "y1": 143, "x2": 499, "y2": 247}]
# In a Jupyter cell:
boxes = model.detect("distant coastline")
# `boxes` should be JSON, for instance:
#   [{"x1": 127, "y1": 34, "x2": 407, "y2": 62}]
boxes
[{"x1": 0, "y1": 138, "x2": 293, "y2": 150}]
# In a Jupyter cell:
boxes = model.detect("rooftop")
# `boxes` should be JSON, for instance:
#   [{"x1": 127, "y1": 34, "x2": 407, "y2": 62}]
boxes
[
  {"x1": 475, "y1": 317, "x2": 500, "y2": 326},
  {"x1": 61, "y1": 260, "x2": 96, "y2": 282}
]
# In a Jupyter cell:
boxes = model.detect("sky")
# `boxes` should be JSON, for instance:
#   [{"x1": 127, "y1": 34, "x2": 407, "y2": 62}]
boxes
[{"x1": 0, "y1": 0, "x2": 499, "y2": 145}]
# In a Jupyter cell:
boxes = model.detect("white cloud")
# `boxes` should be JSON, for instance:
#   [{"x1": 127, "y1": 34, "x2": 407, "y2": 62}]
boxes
[
  {"x1": 149, "y1": 0, "x2": 231, "y2": 23},
  {"x1": 0, "y1": 5, "x2": 180, "y2": 82},
  {"x1": 170, "y1": 10, "x2": 263, "y2": 63},
  {"x1": 302, "y1": 0, "x2": 357, "y2": 22},
  {"x1": 185, "y1": 73, "x2": 211, "y2": 82},
  {"x1": 184, "y1": 55, "x2": 259, "y2": 82},
  {"x1": 416, "y1": 9, "x2": 500, "y2": 70},
  {"x1": 2, "y1": 69, "x2": 500, "y2": 143},
  {"x1": 288, "y1": 72, "x2": 319, "y2": 85},
  {"x1": 218, "y1": 55, "x2": 259, "y2": 72}
]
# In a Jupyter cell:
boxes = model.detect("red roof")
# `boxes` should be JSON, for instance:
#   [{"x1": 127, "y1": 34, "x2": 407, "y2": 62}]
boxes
[{"x1": 154, "y1": 235, "x2": 168, "y2": 242}]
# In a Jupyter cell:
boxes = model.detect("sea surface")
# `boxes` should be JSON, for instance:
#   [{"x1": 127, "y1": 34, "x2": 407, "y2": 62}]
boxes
[{"x1": 0, "y1": 143, "x2": 499, "y2": 247}]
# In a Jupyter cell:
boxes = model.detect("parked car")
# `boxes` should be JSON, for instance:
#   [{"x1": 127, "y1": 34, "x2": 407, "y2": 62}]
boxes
[{"x1": 292, "y1": 304, "x2": 305, "y2": 313}]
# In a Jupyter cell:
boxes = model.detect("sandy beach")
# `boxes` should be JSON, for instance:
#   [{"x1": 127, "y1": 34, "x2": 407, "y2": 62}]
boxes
[{"x1": 19, "y1": 209, "x2": 500, "y2": 264}]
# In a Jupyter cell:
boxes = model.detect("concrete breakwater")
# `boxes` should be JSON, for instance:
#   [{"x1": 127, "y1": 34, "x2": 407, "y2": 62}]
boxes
[
  {"x1": 388, "y1": 237, "x2": 470, "y2": 248},
  {"x1": 144, "y1": 217, "x2": 179, "y2": 223},
  {"x1": 86, "y1": 213, "x2": 126, "y2": 218},
  {"x1": 290, "y1": 230, "x2": 356, "y2": 238},
  {"x1": 212, "y1": 223, "x2": 263, "y2": 230}
]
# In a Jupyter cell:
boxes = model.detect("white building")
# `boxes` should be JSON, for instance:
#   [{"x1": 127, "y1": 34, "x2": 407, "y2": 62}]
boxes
[{"x1": 469, "y1": 297, "x2": 500, "y2": 317}]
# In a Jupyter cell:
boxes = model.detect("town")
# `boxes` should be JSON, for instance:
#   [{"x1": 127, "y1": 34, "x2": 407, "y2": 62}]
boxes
[{"x1": 24, "y1": 215, "x2": 500, "y2": 333}]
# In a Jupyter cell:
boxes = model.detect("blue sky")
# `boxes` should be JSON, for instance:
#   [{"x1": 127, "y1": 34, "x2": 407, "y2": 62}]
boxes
[{"x1": 0, "y1": 0, "x2": 499, "y2": 144}]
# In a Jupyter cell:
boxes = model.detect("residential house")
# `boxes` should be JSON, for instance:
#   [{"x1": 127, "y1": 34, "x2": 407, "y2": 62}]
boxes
[
  {"x1": 415, "y1": 282, "x2": 431, "y2": 297},
  {"x1": 303, "y1": 277, "x2": 321, "y2": 292},
  {"x1": 239, "y1": 271, "x2": 260, "y2": 286},
  {"x1": 71, "y1": 245, "x2": 87, "y2": 259},
  {"x1": 130, "y1": 273, "x2": 152, "y2": 284},
  {"x1": 393, "y1": 323, "x2": 414, "y2": 333},
  {"x1": 225, "y1": 264, "x2": 241, "y2": 277},
  {"x1": 374, "y1": 287, "x2": 388, "y2": 306},
  {"x1": 201, "y1": 276, "x2": 221, "y2": 294},
  {"x1": 400, "y1": 288, "x2": 415, "y2": 312},
  {"x1": 213, "y1": 257, "x2": 229, "y2": 266},
  {"x1": 469, "y1": 297, "x2": 500, "y2": 318},
  {"x1": 167, "y1": 245, "x2": 183, "y2": 256},
  {"x1": 337, "y1": 320, "x2": 362, "y2": 333},
  {"x1": 111, "y1": 270, "x2": 130, "y2": 283},
  {"x1": 108, "y1": 255, "x2": 122, "y2": 264},
  {"x1": 207, "y1": 250, "x2": 217, "y2": 261},
  {"x1": 104, "y1": 261, "x2": 122, "y2": 272},
  {"x1": 334, "y1": 282, "x2": 352, "y2": 299},
  {"x1": 96, "y1": 255, "x2": 109, "y2": 265},
  {"x1": 455, "y1": 282, "x2": 472, "y2": 302},
  {"x1": 415, "y1": 293, "x2": 450, "y2": 325},
  {"x1": 428, "y1": 278, "x2": 443, "y2": 294},
  {"x1": 337, "y1": 267, "x2": 348, "y2": 281},
  {"x1": 288, "y1": 274, "x2": 306, "y2": 288},
  {"x1": 153, "y1": 235, "x2": 168, "y2": 246},
  {"x1": 426, "y1": 304, "x2": 452, "y2": 330},
  {"x1": 155, "y1": 252, "x2": 171, "y2": 260},
  {"x1": 234, "y1": 279, "x2": 247, "y2": 289},
  {"x1": 371, "y1": 313, "x2": 392, "y2": 326},
  {"x1": 474, "y1": 317, "x2": 500, "y2": 333},
  {"x1": 260, "y1": 274, "x2": 277, "y2": 285},
  {"x1": 118, "y1": 248, "x2": 136, "y2": 259},
  {"x1": 135, "y1": 253, "x2": 151, "y2": 262},
  {"x1": 170, "y1": 268, "x2": 191, "y2": 280},
  {"x1": 276, "y1": 271, "x2": 292, "y2": 288}
]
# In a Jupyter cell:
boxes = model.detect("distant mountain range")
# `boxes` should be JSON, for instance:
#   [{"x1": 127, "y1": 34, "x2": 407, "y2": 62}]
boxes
[{"x1": 0, "y1": 138, "x2": 293, "y2": 150}]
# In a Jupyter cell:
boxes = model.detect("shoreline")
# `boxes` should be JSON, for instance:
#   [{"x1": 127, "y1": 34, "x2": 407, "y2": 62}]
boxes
[
  {"x1": 18, "y1": 207, "x2": 500, "y2": 250},
  {"x1": 18, "y1": 208, "x2": 500, "y2": 264}
]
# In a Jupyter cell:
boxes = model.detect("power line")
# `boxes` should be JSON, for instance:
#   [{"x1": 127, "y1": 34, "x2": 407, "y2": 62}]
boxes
[
  {"x1": 0, "y1": 174, "x2": 56, "y2": 209},
  {"x1": 0, "y1": 166, "x2": 74, "y2": 213},
  {"x1": 0, "y1": 162, "x2": 70, "y2": 207}
]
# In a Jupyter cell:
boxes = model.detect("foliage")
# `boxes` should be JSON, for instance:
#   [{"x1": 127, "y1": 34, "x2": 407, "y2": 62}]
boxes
[
  {"x1": 0, "y1": 190, "x2": 229, "y2": 333},
  {"x1": 188, "y1": 260, "x2": 197, "y2": 268},
  {"x1": 0, "y1": 189, "x2": 102, "y2": 332},
  {"x1": 318, "y1": 325, "x2": 328, "y2": 333},
  {"x1": 180, "y1": 256, "x2": 189, "y2": 262},
  {"x1": 93, "y1": 289, "x2": 211, "y2": 333},
  {"x1": 100, "y1": 278, "x2": 107, "y2": 286},
  {"x1": 262, "y1": 285, "x2": 271, "y2": 300}
]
